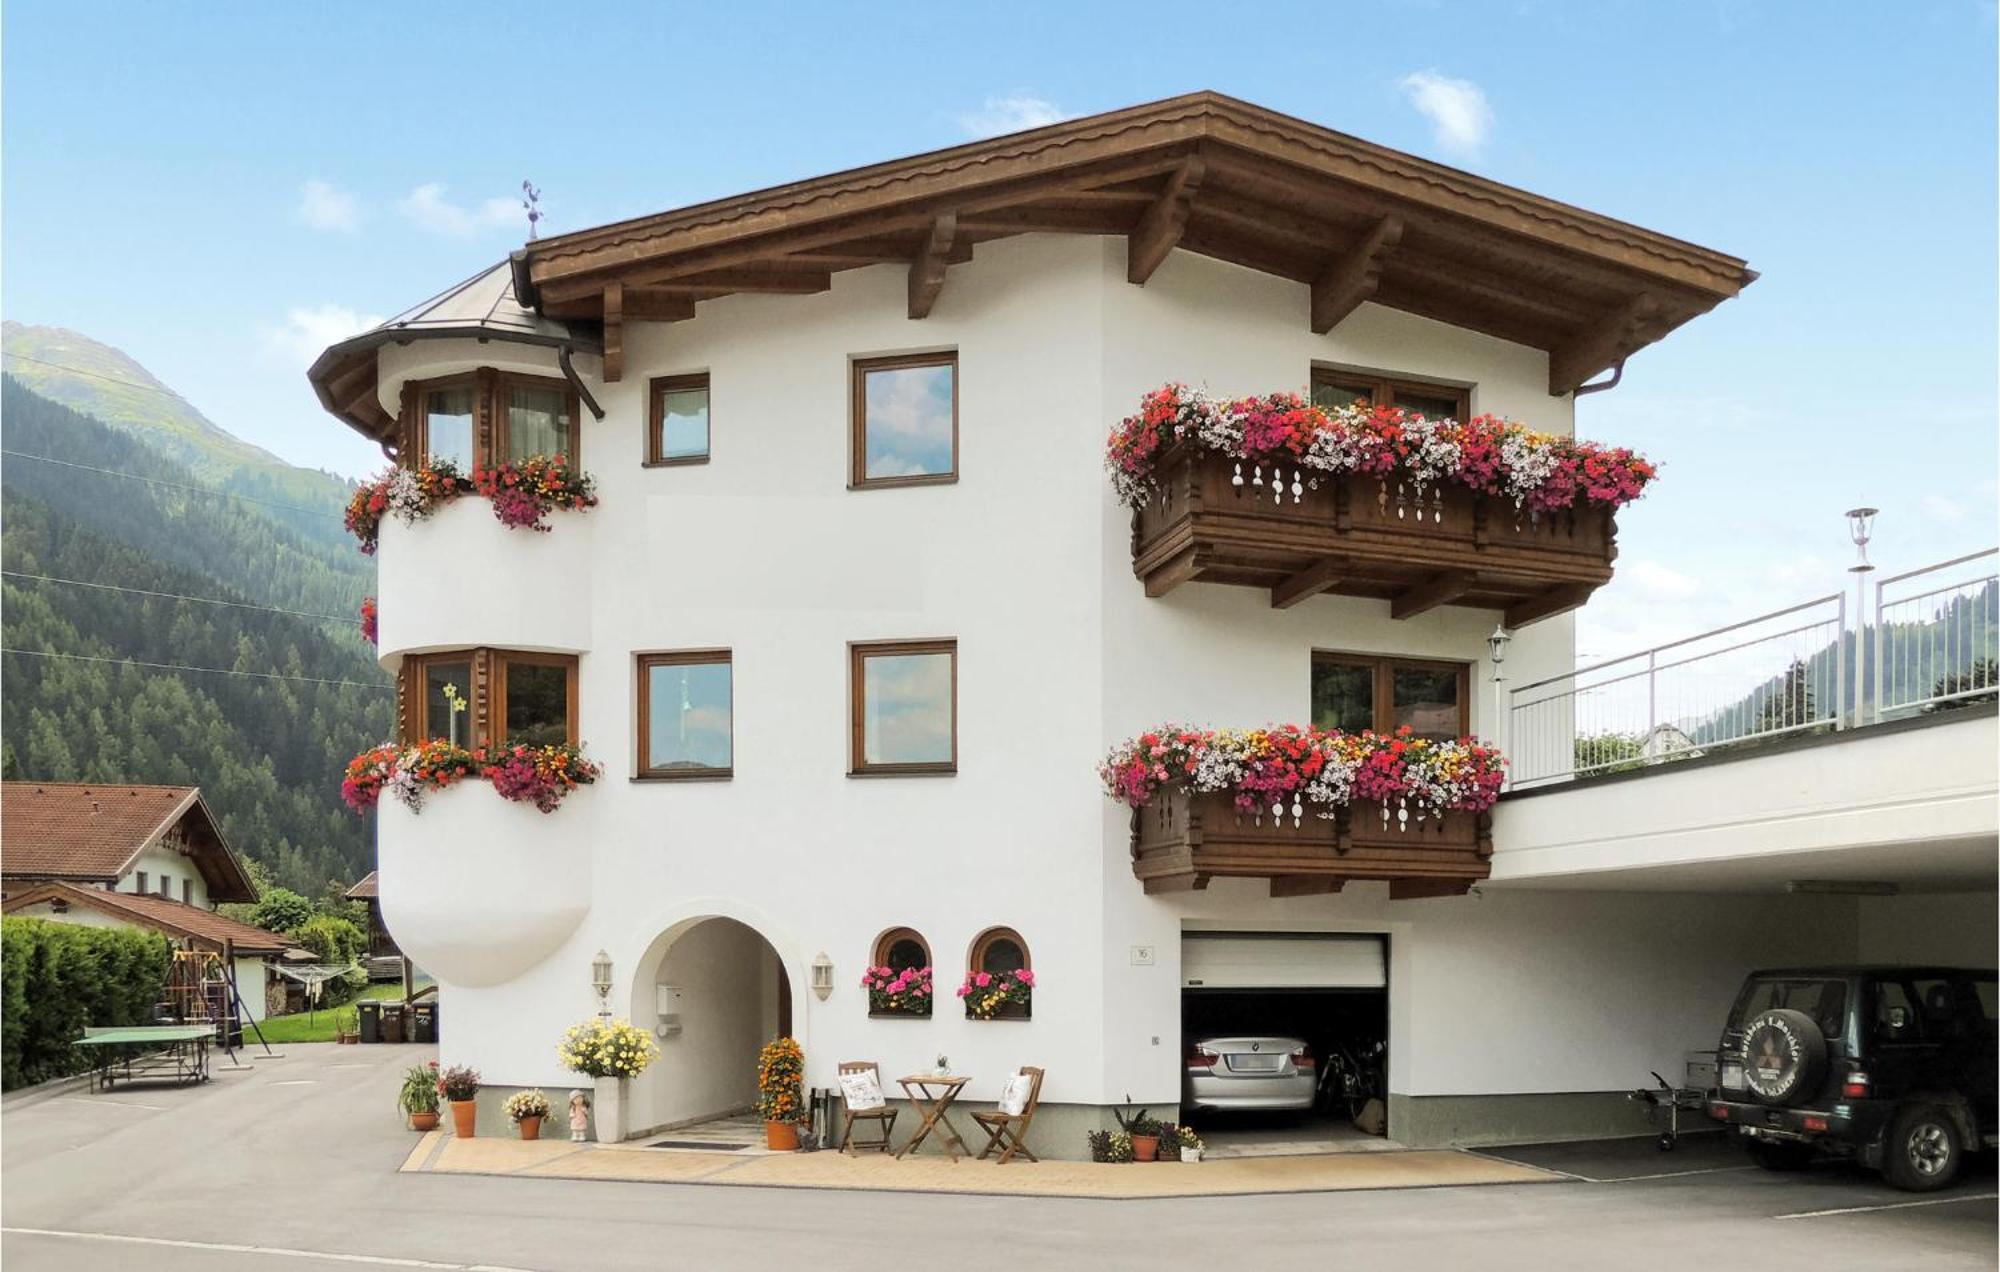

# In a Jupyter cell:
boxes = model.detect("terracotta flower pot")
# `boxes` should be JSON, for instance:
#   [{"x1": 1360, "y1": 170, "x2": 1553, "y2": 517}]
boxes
[
  {"x1": 518, "y1": 1115, "x2": 542, "y2": 1141},
  {"x1": 1131, "y1": 1134, "x2": 1160, "y2": 1162},
  {"x1": 450, "y1": 1099, "x2": 477, "y2": 1138},
  {"x1": 764, "y1": 1120, "x2": 800, "y2": 1151},
  {"x1": 409, "y1": 1111, "x2": 439, "y2": 1132}
]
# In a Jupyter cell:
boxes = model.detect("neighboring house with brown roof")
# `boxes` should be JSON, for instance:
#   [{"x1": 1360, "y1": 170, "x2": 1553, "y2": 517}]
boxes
[
  {"x1": 344, "y1": 870, "x2": 403, "y2": 963},
  {"x1": 1, "y1": 782, "x2": 293, "y2": 1019}
]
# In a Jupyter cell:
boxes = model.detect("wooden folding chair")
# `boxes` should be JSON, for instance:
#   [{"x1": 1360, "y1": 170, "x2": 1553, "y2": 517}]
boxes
[
  {"x1": 972, "y1": 1065, "x2": 1044, "y2": 1164},
  {"x1": 837, "y1": 1061, "x2": 899, "y2": 1155}
]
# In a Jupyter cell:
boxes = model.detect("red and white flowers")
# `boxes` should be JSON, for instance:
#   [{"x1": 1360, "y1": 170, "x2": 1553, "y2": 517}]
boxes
[
  {"x1": 1099, "y1": 724, "x2": 1506, "y2": 823},
  {"x1": 341, "y1": 740, "x2": 601, "y2": 815},
  {"x1": 343, "y1": 455, "x2": 596, "y2": 552},
  {"x1": 1105, "y1": 383, "x2": 1656, "y2": 515}
]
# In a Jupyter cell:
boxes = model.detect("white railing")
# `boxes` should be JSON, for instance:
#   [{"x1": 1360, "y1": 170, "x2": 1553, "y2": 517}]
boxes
[{"x1": 1507, "y1": 547, "x2": 1997, "y2": 789}]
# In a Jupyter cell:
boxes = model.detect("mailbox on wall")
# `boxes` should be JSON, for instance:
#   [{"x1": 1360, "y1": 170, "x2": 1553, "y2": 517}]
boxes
[{"x1": 655, "y1": 984, "x2": 684, "y2": 1038}]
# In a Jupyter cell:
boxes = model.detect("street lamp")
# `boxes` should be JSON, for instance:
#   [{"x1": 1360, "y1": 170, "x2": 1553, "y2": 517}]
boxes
[
  {"x1": 1486, "y1": 624, "x2": 1512, "y2": 753},
  {"x1": 1846, "y1": 508, "x2": 1878, "y2": 725},
  {"x1": 591, "y1": 949, "x2": 613, "y2": 1020}
]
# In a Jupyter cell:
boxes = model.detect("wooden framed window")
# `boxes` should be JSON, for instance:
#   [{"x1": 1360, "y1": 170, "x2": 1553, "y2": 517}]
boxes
[
  {"x1": 636, "y1": 650, "x2": 732, "y2": 779},
  {"x1": 872, "y1": 926, "x2": 931, "y2": 972},
  {"x1": 647, "y1": 373, "x2": 711, "y2": 466},
  {"x1": 135, "y1": 872, "x2": 148, "y2": 894},
  {"x1": 850, "y1": 352, "x2": 957, "y2": 489},
  {"x1": 158, "y1": 873, "x2": 172, "y2": 898},
  {"x1": 400, "y1": 649, "x2": 579, "y2": 748},
  {"x1": 1310, "y1": 652, "x2": 1470, "y2": 742},
  {"x1": 181, "y1": 878, "x2": 193, "y2": 904},
  {"x1": 403, "y1": 370, "x2": 580, "y2": 471},
  {"x1": 967, "y1": 926, "x2": 1031, "y2": 1019},
  {"x1": 1310, "y1": 368, "x2": 1469, "y2": 423},
  {"x1": 849, "y1": 639, "x2": 956, "y2": 775}
]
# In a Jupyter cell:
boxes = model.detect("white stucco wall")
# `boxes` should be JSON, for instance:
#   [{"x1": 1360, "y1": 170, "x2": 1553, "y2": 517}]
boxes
[
  {"x1": 368, "y1": 232, "x2": 1973, "y2": 1131},
  {"x1": 233, "y1": 955, "x2": 270, "y2": 1022},
  {"x1": 116, "y1": 844, "x2": 209, "y2": 908}
]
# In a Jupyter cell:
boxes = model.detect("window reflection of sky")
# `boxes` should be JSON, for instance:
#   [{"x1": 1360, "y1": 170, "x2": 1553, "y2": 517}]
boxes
[{"x1": 864, "y1": 363, "x2": 953, "y2": 479}]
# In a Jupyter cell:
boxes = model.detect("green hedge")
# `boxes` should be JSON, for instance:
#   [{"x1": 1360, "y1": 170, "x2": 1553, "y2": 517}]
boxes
[{"x1": 2, "y1": 917, "x2": 174, "y2": 1091}]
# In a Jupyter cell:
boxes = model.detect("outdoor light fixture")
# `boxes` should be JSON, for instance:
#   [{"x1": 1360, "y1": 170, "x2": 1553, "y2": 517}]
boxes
[
  {"x1": 1487, "y1": 624, "x2": 1513, "y2": 680},
  {"x1": 1845, "y1": 507, "x2": 1878, "y2": 572},
  {"x1": 591, "y1": 949, "x2": 613, "y2": 1018},
  {"x1": 811, "y1": 952, "x2": 834, "y2": 1001},
  {"x1": 1845, "y1": 507, "x2": 1879, "y2": 727}
]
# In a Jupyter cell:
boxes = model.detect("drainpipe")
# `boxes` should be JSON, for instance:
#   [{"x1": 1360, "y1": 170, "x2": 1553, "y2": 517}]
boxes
[
  {"x1": 1570, "y1": 360, "x2": 1625, "y2": 397},
  {"x1": 558, "y1": 345, "x2": 605, "y2": 421}
]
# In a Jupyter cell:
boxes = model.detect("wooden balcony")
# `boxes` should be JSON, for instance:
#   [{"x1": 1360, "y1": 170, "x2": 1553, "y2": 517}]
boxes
[
  {"x1": 1131, "y1": 444, "x2": 1618, "y2": 625},
  {"x1": 1131, "y1": 790, "x2": 1493, "y2": 900}
]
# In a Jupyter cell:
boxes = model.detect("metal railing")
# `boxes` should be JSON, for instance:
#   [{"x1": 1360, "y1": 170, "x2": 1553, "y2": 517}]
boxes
[{"x1": 1507, "y1": 547, "x2": 1997, "y2": 789}]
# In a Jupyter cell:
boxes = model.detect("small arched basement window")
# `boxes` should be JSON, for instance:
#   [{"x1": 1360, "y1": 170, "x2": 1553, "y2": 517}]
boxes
[
  {"x1": 872, "y1": 926, "x2": 931, "y2": 972},
  {"x1": 965, "y1": 926, "x2": 1032, "y2": 1020}
]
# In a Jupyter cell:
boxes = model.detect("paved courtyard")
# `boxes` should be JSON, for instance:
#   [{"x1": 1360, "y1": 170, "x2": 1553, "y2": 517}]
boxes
[{"x1": 2, "y1": 1043, "x2": 1993, "y2": 1271}]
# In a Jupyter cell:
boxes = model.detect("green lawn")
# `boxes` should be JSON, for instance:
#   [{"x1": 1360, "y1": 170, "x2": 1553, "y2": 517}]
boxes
[{"x1": 248, "y1": 981, "x2": 433, "y2": 1045}]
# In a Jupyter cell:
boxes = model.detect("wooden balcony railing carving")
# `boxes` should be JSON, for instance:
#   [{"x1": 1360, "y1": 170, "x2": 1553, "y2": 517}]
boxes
[
  {"x1": 1131, "y1": 789, "x2": 1493, "y2": 900},
  {"x1": 1131, "y1": 444, "x2": 1617, "y2": 625}
]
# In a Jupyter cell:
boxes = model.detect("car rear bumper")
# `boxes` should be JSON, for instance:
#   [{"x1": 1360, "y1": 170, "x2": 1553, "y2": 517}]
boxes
[
  {"x1": 1185, "y1": 1073, "x2": 1316, "y2": 1111},
  {"x1": 1707, "y1": 1096, "x2": 1892, "y2": 1157}
]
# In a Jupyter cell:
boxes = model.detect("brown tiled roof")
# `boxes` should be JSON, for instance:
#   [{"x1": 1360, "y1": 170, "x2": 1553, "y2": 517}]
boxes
[
  {"x1": 344, "y1": 871, "x2": 379, "y2": 899},
  {"x1": 1, "y1": 782, "x2": 254, "y2": 902},
  {"x1": 1, "y1": 882, "x2": 297, "y2": 955}
]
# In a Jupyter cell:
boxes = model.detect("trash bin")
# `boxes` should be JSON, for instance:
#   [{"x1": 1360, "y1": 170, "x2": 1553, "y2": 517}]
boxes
[
  {"x1": 357, "y1": 1000, "x2": 382, "y2": 1044},
  {"x1": 410, "y1": 1001, "x2": 437, "y2": 1045},
  {"x1": 380, "y1": 1002, "x2": 406, "y2": 1045}
]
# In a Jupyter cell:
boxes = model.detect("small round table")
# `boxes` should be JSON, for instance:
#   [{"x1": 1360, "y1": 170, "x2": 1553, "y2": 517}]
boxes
[{"x1": 894, "y1": 1074, "x2": 972, "y2": 1160}]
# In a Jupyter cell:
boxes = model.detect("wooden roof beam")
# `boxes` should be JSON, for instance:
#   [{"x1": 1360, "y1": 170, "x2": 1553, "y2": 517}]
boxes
[
  {"x1": 1505, "y1": 582, "x2": 1594, "y2": 629},
  {"x1": 644, "y1": 267, "x2": 832, "y2": 295},
  {"x1": 1271, "y1": 555, "x2": 1348, "y2": 610},
  {"x1": 1127, "y1": 157, "x2": 1207, "y2": 284},
  {"x1": 601, "y1": 283, "x2": 623, "y2": 382},
  {"x1": 1390, "y1": 569, "x2": 1475, "y2": 620},
  {"x1": 907, "y1": 213, "x2": 958, "y2": 319},
  {"x1": 1548, "y1": 293, "x2": 1664, "y2": 395},
  {"x1": 1311, "y1": 215, "x2": 1403, "y2": 334}
]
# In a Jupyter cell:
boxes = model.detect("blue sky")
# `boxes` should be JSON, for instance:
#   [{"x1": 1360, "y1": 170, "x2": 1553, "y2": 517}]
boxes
[{"x1": 4, "y1": 1, "x2": 1994, "y2": 654}]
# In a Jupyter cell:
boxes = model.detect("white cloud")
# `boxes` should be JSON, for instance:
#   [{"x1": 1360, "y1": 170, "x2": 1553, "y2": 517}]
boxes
[
  {"x1": 958, "y1": 95, "x2": 1069, "y2": 139},
  {"x1": 257, "y1": 303, "x2": 384, "y2": 364},
  {"x1": 396, "y1": 182, "x2": 521, "y2": 238},
  {"x1": 296, "y1": 179, "x2": 360, "y2": 232},
  {"x1": 1920, "y1": 494, "x2": 1966, "y2": 522},
  {"x1": 1398, "y1": 70, "x2": 1493, "y2": 155}
]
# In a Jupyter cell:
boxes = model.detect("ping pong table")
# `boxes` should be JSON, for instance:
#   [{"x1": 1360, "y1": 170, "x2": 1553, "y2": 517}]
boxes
[{"x1": 74, "y1": 1024, "x2": 214, "y2": 1090}]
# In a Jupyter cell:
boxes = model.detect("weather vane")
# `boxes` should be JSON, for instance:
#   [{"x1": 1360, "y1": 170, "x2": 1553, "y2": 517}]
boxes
[{"x1": 522, "y1": 180, "x2": 543, "y2": 240}]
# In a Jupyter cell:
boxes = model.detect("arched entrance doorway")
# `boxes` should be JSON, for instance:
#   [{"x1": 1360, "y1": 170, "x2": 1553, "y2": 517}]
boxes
[{"x1": 623, "y1": 915, "x2": 794, "y2": 1139}]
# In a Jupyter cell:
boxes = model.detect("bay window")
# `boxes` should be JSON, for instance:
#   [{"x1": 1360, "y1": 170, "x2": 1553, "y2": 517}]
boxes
[
  {"x1": 400, "y1": 649, "x2": 579, "y2": 748},
  {"x1": 401, "y1": 369, "x2": 580, "y2": 471}
]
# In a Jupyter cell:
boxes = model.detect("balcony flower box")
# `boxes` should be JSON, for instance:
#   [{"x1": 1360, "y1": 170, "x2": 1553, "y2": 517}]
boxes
[
  {"x1": 1103, "y1": 724, "x2": 1501, "y2": 897},
  {"x1": 1110, "y1": 386, "x2": 1640, "y2": 623}
]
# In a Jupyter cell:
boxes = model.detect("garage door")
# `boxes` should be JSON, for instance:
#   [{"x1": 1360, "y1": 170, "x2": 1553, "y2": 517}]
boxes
[{"x1": 1181, "y1": 932, "x2": 1385, "y2": 989}]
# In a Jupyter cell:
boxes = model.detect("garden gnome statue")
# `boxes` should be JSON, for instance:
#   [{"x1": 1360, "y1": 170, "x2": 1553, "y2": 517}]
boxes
[{"x1": 567, "y1": 1090, "x2": 591, "y2": 1143}]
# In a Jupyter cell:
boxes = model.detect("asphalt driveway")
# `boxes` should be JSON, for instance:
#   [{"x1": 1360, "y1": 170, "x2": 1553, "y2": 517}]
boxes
[{"x1": 3, "y1": 1044, "x2": 1993, "y2": 1271}]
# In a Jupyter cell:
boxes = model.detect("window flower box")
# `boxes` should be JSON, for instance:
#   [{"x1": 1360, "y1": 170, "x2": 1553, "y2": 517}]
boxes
[
  {"x1": 1111, "y1": 386, "x2": 1637, "y2": 623},
  {"x1": 863, "y1": 965, "x2": 934, "y2": 1018},
  {"x1": 1103, "y1": 724, "x2": 1501, "y2": 897}
]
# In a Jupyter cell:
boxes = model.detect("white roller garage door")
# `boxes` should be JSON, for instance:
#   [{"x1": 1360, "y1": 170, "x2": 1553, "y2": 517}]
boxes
[{"x1": 1181, "y1": 932, "x2": 1386, "y2": 989}]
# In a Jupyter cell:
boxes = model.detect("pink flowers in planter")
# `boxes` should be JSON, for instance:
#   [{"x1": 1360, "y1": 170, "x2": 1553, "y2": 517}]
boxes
[
  {"x1": 862, "y1": 965, "x2": 934, "y2": 1016},
  {"x1": 359, "y1": 596, "x2": 378, "y2": 646},
  {"x1": 1099, "y1": 724, "x2": 1506, "y2": 822},
  {"x1": 343, "y1": 455, "x2": 596, "y2": 552},
  {"x1": 1104, "y1": 383, "x2": 1656, "y2": 515},
  {"x1": 341, "y1": 740, "x2": 601, "y2": 815},
  {"x1": 957, "y1": 968, "x2": 1033, "y2": 1019}
]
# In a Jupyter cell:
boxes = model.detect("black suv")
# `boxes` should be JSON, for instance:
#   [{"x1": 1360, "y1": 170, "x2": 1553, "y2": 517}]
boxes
[{"x1": 1707, "y1": 966, "x2": 1996, "y2": 1190}]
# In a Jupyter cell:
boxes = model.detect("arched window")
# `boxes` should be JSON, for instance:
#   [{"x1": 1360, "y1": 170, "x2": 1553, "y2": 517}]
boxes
[
  {"x1": 872, "y1": 926, "x2": 931, "y2": 972},
  {"x1": 965, "y1": 927, "x2": 1032, "y2": 1020},
  {"x1": 865, "y1": 927, "x2": 933, "y2": 1018}
]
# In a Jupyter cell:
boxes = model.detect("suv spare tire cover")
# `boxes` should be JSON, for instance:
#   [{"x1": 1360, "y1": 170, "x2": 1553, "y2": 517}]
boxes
[{"x1": 1741, "y1": 1008, "x2": 1829, "y2": 1106}]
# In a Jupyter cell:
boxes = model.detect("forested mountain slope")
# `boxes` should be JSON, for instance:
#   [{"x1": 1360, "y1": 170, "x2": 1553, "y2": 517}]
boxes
[{"x1": 2, "y1": 374, "x2": 388, "y2": 892}]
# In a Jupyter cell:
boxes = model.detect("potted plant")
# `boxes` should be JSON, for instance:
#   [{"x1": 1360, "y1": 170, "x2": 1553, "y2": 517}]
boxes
[
  {"x1": 756, "y1": 1036, "x2": 807, "y2": 1150},
  {"x1": 1105, "y1": 1131, "x2": 1134, "y2": 1163},
  {"x1": 398, "y1": 1062, "x2": 441, "y2": 1131},
  {"x1": 956, "y1": 967, "x2": 1034, "y2": 1020},
  {"x1": 504, "y1": 1088, "x2": 552, "y2": 1141},
  {"x1": 1087, "y1": 1129, "x2": 1113, "y2": 1162},
  {"x1": 438, "y1": 1065, "x2": 480, "y2": 1138},
  {"x1": 1178, "y1": 1127, "x2": 1204, "y2": 1163},
  {"x1": 1154, "y1": 1121, "x2": 1180, "y2": 1162},
  {"x1": 556, "y1": 1018, "x2": 659, "y2": 1144},
  {"x1": 336, "y1": 1006, "x2": 361, "y2": 1045},
  {"x1": 1127, "y1": 1116, "x2": 1163, "y2": 1162}
]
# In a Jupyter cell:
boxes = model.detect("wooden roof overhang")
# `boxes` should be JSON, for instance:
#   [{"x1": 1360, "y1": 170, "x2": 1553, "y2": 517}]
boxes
[{"x1": 511, "y1": 91, "x2": 1754, "y2": 391}]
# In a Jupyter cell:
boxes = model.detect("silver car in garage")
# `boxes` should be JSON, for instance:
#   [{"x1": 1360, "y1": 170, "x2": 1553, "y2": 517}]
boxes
[{"x1": 1184, "y1": 1035, "x2": 1317, "y2": 1111}]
